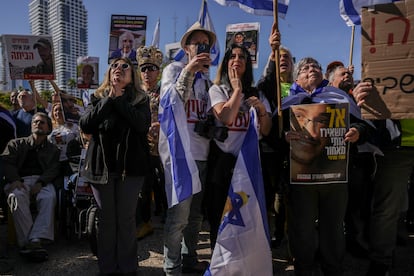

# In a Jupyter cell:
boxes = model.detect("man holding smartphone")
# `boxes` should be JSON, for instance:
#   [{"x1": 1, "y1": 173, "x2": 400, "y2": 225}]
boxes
[{"x1": 159, "y1": 21, "x2": 216, "y2": 275}]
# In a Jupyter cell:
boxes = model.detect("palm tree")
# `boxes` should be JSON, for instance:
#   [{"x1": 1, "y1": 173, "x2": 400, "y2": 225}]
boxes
[{"x1": 67, "y1": 78, "x2": 77, "y2": 90}]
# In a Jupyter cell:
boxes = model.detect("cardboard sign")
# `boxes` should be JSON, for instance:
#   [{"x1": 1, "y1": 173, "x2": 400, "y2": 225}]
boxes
[{"x1": 361, "y1": 0, "x2": 414, "y2": 119}]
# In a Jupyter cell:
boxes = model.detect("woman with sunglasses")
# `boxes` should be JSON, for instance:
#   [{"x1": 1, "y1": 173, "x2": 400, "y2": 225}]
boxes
[
  {"x1": 80, "y1": 57, "x2": 150, "y2": 275},
  {"x1": 134, "y1": 46, "x2": 168, "y2": 240}
]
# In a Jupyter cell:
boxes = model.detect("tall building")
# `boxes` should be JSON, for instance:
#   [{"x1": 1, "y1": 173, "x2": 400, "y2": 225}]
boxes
[{"x1": 29, "y1": 0, "x2": 88, "y2": 96}]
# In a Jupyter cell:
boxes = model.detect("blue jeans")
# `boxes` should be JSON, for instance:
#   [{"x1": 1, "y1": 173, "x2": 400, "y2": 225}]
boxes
[
  {"x1": 163, "y1": 161, "x2": 207, "y2": 276},
  {"x1": 369, "y1": 148, "x2": 414, "y2": 266}
]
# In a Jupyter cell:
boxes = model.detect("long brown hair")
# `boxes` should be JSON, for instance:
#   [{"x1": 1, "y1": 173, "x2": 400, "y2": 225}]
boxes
[{"x1": 214, "y1": 44, "x2": 257, "y2": 98}]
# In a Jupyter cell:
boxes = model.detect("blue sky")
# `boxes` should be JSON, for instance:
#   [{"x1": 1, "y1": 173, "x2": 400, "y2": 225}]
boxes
[{"x1": 0, "y1": 0, "x2": 362, "y2": 83}]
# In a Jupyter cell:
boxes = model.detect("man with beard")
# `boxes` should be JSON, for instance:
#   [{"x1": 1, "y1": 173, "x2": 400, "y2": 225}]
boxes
[
  {"x1": 24, "y1": 38, "x2": 54, "y2": 75},
  {"x1": 2, "y1": 112, "x2": 60, "y2": 262}
]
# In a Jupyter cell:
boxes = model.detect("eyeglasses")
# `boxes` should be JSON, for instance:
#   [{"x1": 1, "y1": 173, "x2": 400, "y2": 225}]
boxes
[
  {"x1": 33, "y1": 120, "x2": 47, "y2": 125},
  {"x1": 140, "y1": 65, "x2": 158, "y2": 72},
  {"x1": 123, "y1": 40, "x2": 133, "y2": 43},
  {"x1": 110, "y1": 63, "x2": 130, "y2": 70},
  {"x1": 299, "y1": 63, "x2": 321, "y2": 74}
]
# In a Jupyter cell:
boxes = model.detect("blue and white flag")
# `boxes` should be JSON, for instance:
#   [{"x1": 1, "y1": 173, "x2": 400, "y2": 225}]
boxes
[
  {"x1": 158, "y1": 88, "x2": 202, "y2": 208},
  {"x1": 213, "y1": 0, "x2": 290, "y2": 18},
  {"x1": 174, "y1": 0, "x2": 220, "y2": 65},
  {"x1": 151, "y1": 18, "x2": 160, "y2": 48},
  {"x1": 0, "y1": 107, "x2": 16, "y2": 138},
  {"x1": 205, "y1": 108, "x2": 272, "y2": 276},
  {"x1": 81, "y1": 89, "x2": 90, "y2": 108},
  {"x1": 339, "y1": 0, "x2": 401, "y2": 26}
]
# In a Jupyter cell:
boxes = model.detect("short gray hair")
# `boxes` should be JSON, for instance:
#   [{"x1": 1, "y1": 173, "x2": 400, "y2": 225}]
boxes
[{"x1": 293, "y1": 57, "x2": 322, "y2": 81}]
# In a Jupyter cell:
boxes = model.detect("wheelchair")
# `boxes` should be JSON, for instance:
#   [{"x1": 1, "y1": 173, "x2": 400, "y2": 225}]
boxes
[{"x1": 58, "y1": 149, "x2": 98, "y2": 255}]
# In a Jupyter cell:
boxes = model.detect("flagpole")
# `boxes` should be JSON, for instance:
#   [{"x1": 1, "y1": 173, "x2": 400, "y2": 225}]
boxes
[
  {"x1": 273, "y1": 0, "x2": 283, "y2": 137},
  {"x1": 348, "y1": 25, "x2": 355, "y2": 66}
]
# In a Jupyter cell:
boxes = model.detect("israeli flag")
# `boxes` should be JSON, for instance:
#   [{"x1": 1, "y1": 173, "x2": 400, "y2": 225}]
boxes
[
  {"x1": 151, "y1": 18, "x2": 160, "y2": 48},
  {"x1": 158, "y1": 88, "x2": 202, "y2": 208},
  {"x1": 213, "y1": 0, "x2": 290, "y2": 18},
  {"x1": 339, "y1": 0, "x2": 401, "y2": 26},
  {"x1": 174, "y1": 0, "x2": 220, "y2": 65},
  {"x1": 205, "y1": 108, "x2": 272, "y2": 276},
  {"x1": 81, "y1": 89, "x2": 90, "y2": 108}
]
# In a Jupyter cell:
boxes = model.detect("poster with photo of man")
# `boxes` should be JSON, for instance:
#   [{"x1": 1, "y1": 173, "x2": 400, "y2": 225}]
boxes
[
  {"x1": 2, "y1": 34, "x2": 55, "y2": 80},
  {"x1": 77, "y1": 56, "x2": 99, "y2": 89},
  {"x1": 289, "y1": 102, "x2": 350, "y2": 184},
  {"x1": 225, "y1": 22, "x2": 259, "y2": 68},
  {"x1": 108, "y1": 14, "x2": 147, "y2": 66}
]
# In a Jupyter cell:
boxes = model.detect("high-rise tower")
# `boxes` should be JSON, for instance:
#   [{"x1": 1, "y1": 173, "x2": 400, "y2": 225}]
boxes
[{"x1": 29, "y1": 0, "x2": 87, "y2": 95}]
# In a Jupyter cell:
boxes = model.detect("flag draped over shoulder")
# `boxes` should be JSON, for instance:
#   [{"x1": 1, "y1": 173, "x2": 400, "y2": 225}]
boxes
[
  {"x1": 339, "y1": 0, "x2": 401, "y2": 26},
  {"x1": 151, "y1": 18, "x2": 160, "y2": 48},
  {"x1": 213, "y1": 0, "x2": 290, "y2": 18},
  {"x1": 174, "y1": 0, "x2": 220, "y2": 64},
  {"x1": 204, "y1": 108, "x2": 272, "y2": 276},
  {"x1": 282, "y1": 80, "x2": 362, "y2": 119},
  {"x1": 158, "y1": 87, "x2": 202, "y2": 208}
]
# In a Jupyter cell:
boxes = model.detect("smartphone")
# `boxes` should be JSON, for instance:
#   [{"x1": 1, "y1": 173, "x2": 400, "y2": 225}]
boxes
[
  {"x1": 197, "y1": 43, "x2": 210, "y2": 54},
  {"x1": 197, "y1": 44, "x2": 210, "y2": 68}
]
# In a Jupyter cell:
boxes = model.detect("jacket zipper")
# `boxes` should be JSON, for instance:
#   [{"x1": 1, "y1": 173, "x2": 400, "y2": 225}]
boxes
[{"x1": 122, "y1": 128, "x2": 130, "y2": 181}]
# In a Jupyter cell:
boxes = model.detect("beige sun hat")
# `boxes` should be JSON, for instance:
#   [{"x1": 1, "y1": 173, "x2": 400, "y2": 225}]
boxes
[{"x1": 180, "y1": 21, "x2": 216, "y2": 49}]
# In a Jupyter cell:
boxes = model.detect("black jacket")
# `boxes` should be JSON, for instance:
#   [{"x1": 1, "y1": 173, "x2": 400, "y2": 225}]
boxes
[{"x1": 80, "y1": 90, "x2": 150, "y2": 184}]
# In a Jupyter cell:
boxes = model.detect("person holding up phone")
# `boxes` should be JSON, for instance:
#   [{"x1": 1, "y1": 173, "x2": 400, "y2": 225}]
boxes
[{"x1": 159, "y1": 21, "x2": 216, "y2": 275}]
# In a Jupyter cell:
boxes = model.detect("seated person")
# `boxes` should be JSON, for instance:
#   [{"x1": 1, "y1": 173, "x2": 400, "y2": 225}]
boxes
[{"x1": 2, "y1": 112, "x2": 60, "y2": 262}]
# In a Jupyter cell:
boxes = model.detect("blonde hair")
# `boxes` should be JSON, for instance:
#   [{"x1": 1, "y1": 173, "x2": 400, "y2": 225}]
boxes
[
  {"x1": 95, "y1": 57, "x2": 146, "y2": 104},
  {"x1": 51, "y1": 102, "x2": 64, "y2": 128}
]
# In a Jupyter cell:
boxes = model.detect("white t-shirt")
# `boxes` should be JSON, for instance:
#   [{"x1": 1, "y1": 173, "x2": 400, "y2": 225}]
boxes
[
  {"x1": 48, "y1": 123, "x2": 79, "y2": 161},
  {"x1": 160, "y1": 61, "x2": 211, "y2": 161},
  {"x1": 209, "y1": 84, "x2": 271, "y2": 156}
]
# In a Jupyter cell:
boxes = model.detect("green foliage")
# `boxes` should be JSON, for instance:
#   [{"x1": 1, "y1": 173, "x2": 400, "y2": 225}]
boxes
[
  {"x1": 0, "y1": 89, "x2": 53, "y2": 110},
  {"x1": 0, "y1": 92, "x2": 11, "y2": 109}
]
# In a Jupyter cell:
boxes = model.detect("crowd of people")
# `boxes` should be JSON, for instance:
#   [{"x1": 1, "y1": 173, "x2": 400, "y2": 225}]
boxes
[{"x1": 0, "y1": 20, "x2": 413, "y2": 276}]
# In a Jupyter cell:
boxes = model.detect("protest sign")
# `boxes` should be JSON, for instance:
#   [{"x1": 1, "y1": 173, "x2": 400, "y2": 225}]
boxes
[
  {"x1": 361, "y1": 0, "x2": 414, "y2": 119},
  {"x1": 290, "y1": 103, "x2": 350, "y2": 184},
  {"x1": 225, "y1": 22, "x2": 260, "y2": 68},
  {"x1": 108, "y1": 14, "x2": 147, "y2": 65},
  {"x1": 3, "y1": 34, "x2": 55, "y2": 80},
  {"x1": 77, "y1": 56, "x2": 99, "y2": 89}
]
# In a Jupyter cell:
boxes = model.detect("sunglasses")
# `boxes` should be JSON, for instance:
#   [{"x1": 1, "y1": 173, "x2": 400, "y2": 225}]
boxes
[
  {"x1": 110, "y1": 62, "x2": 130, "y2": 70},
  {"x1": 140, "y1": 65, "x2": 159, "y2": 72}
]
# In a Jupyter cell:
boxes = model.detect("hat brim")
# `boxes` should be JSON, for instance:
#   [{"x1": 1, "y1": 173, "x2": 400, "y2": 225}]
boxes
[
  {"x1": 180, "y1": 22, "x2": 216, "y2": 49},
  {"x1": 139, "y1": 63, "x2": 159, "y2": 68}
]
